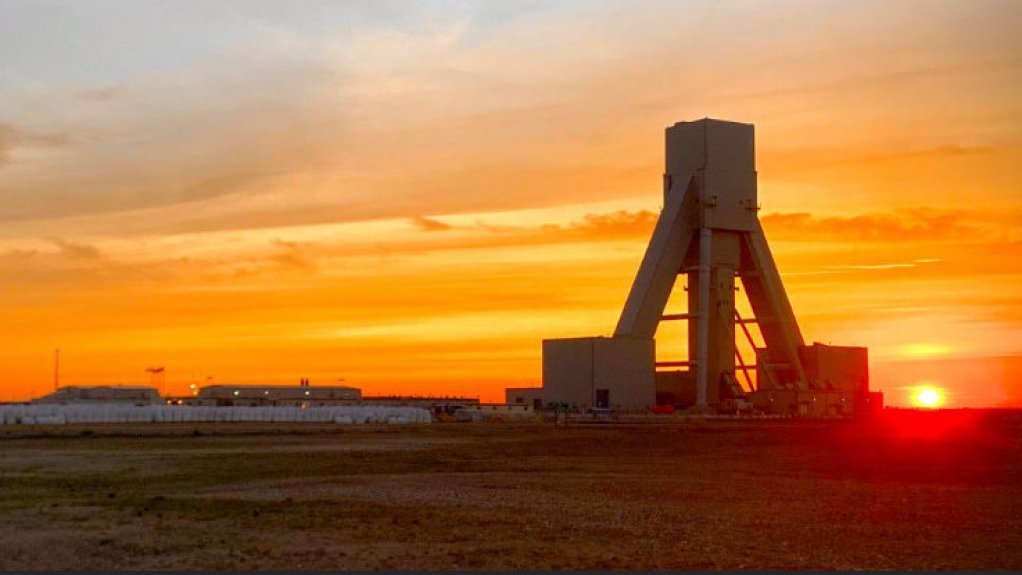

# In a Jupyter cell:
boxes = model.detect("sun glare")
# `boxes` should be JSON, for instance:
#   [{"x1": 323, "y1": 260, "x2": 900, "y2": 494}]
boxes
[
  {"x1": 900, "y1": 343, "x2": 953, "y2": 359},
  {"x1": 912, "y1": 385, "x2": 945, "y2": 409}
]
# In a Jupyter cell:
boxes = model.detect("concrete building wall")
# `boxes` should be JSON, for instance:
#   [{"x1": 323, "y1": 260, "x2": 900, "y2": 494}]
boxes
[
  {"x1": 799, "y1": 343, "x2": 869, "y2": 394},
  {"x1": 505, "y1": 387, "x2": 544, "y2": 409},
  {"x1": 665, "y1": 119, "x2": 758, "y2": 232},
  {"x1": 542, "y1": 336, "x2": 654, "y2": 412},
  {"x1": 655, "y1": 371, "x2": 696, "y2": 406},
  {"x1": 593, "y1": 337, "x2": 655, "y2": 411},
  {"x1": 542, "y1": 337, "x2": 594, "y2": 411}
]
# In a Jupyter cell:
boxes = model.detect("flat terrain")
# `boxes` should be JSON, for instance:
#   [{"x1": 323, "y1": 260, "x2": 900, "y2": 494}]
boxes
[{"x1": 1, "y1": 410, "x2": 1020, "y2": 570}]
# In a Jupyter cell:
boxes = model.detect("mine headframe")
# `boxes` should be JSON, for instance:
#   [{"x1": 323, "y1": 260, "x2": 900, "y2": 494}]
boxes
[
  {"x1": 538, "y1": 118, "x2": 875, "y2": 414},
  {"x1": 613, "y1": 118, "x2": 806, "y2": 406}
]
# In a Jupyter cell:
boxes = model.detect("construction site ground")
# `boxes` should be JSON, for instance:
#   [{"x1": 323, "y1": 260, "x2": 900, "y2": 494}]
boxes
[{"x1": 0, "y1": 409, "x2": 1019, "y2": 570}]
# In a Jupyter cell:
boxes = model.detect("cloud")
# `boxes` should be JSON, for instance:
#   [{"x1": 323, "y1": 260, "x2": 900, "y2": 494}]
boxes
[
  {"x1": 0, "y1": 125, "x2": 14, "y2": 164},
  {"x1": 268, "y1": 250, "x2": 316, "y2": 271},
  {"x1": 266, "y1": 239, "x2": 317, "y2": 271},
  {"x1": 0, "y1": 123, "x2": 68, "y2": 164},
  {"x1": 761, "y1": 144, "x2": 999, "y2": 178},
  {"x1": 409, "y1": 208, "x2": 658, "y2": 251},
  {"x1": 562, "y1": 210, "x2": 658, "y2": 238},
  {"x1": 410, "y1": 216, "x2": 453, "y2": 232},
  {"x1": 1, "y1": 0, "x2": 1016, "y2": 232},
  {"x1": 0, "y1": 241, "x2": 113, "y2": 298},
  {"x1": 51, "y1": 239, "x2": 101, "y2": 260},
  {"x1": 312, "y1": 208, "x2": 659, "y2": 260},
  {"x1": 74, "y1": 86, "x2": 124, "y2": 102},
  {"x1": 761, "y1": 209, "x2": 989, "y2": 242},
  {"x1": 0, "y1": 238, "x2": 101, "y2": 267}
]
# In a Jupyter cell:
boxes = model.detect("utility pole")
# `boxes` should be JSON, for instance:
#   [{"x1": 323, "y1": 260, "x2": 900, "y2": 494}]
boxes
[{"x1": 53, "y1": 348, "x2": 60, "y2": 391}]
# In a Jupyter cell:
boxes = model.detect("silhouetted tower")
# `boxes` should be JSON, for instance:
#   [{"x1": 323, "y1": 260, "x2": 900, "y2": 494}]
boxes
[
  {"x1": 614, "y1": 119, "x2": 804, "y2": 406},
  {"x1": 539, "y1": 118, "x2": 873, "y2": 415}
]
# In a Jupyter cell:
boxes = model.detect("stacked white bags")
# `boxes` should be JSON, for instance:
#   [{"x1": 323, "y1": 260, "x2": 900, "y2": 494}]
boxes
[{"x1": 0, "y1": 404, "x2": 432, "y2": 425}]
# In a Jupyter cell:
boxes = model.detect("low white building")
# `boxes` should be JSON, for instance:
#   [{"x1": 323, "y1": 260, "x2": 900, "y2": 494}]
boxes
[{"x1": 33, "y1": 386, "x2": 162, "y2": 406}]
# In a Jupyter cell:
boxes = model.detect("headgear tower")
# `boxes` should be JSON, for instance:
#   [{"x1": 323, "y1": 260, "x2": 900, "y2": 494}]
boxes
[{"x1": 509, "y1": 118, "x2": 880, "y2": 416}]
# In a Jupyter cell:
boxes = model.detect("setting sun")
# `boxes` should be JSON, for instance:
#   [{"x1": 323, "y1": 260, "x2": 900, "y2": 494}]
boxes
[{"x1": 912, "y1": 386, "x2": 945, "y2": 409}]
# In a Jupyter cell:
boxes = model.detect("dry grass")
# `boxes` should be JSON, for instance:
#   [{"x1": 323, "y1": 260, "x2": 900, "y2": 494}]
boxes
[{"x1": 0, "y1": 411, "x2": 1020, "y2": 570}]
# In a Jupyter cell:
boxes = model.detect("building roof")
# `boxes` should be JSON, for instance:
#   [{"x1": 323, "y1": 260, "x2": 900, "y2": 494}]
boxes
[
  {"x1": 201, "y1": 385, "x2": 359, "y2": 392},
  {"x1": 57, "y1": 385, "x2": 157, "y2": 391},
  {"x1": 34, "y1": 385, "x2": 162, "y2": 404}
]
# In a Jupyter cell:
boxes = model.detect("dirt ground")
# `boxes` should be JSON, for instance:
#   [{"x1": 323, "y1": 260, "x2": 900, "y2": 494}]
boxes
[{"x1": 0, "y1": 410, "x2": 1019, "y2": 570}]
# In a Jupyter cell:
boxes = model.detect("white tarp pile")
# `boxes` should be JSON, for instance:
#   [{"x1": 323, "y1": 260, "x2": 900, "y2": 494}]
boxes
[{"x1": 0, "y1": 404, "x2": 432, "y2": 425}]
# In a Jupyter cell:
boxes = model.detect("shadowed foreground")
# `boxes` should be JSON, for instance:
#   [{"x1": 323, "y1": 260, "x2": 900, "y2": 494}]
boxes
[{"x1": 1, "y1": 411, "x2": 1020, "y2": 570}]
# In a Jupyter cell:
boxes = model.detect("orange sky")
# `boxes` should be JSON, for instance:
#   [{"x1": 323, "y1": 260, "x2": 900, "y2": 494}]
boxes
[{"x1": 1, "y1": 1, "x2": 1020, "y2": 405}]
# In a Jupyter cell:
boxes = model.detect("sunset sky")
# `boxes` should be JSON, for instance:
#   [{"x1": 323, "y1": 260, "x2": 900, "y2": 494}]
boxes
[{"x1": 1, "y1": 0, "x2": 1020, "y2": 406}]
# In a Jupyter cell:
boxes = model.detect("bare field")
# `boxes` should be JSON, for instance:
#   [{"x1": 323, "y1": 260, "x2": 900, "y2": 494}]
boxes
[{"x1": 1, "y1": 411, "x2": 1020, "y2": 570}]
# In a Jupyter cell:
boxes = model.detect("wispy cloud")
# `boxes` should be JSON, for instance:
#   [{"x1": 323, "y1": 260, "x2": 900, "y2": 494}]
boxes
[
  {"x1": 74, "y1": 85, "x2": 124, "y2": 102},
  {"x1": 51, "y1": 238, "x2": 101, "y2": 260},
  {"x1": 410, "y1": 216, "x2": 453, "y2": 232},
  {"x1": 761, "y1": 208, "x2": 1002, "y2": 242},
  {"x1": 0, "y1": 123, "x2": 69, "y2": 164},
  {"x1": 1, "y1": 0, "x2": 1018, "y2": 231}
]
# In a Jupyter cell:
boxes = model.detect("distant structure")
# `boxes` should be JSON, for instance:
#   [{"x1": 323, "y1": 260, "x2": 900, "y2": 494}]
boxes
[
  {"x1": 358, "y1": 395, "x2": 479, "y2": 406},
  {"x1": 505, "y1": 388, "x2": 544, "y2": 410},
  {"x1": 512, "y1": 118, "x2": 882, "y2": 416},
  {"x1": 195, "y1": 384, "x2": 361, "y2": 406},
  {"x1": 34, "y1": 386, "x2": 162, "y2": 406},
  {"x1": 359, "y1": 395, "x2": 480, "y2": 418}
]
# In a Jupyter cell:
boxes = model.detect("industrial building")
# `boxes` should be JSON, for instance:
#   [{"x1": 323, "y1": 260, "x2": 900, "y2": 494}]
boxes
[
  {"x1": 183, "y1": 386, "x2": 483, "y2": 415},
  {"x1": 506, "y1": 387, "x2": 545, "y2": 409},
  {"x1": 359, "y1": 395, "x2": 479, "y2": 408},
  {"x1": 195, "y1": 385, "x2": 361, "y2": 406},
  {"x1": 33, "y1": 386, "x2": 162, "y2": 406},
  {"x1": 28, "y1": 382, "x2": 486, "y2": 420},
  {"x1": 514, "y1": 118, "x2": 881, "y2": 416}
]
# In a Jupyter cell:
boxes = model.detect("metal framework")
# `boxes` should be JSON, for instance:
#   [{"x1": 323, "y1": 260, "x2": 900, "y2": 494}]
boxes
[
  {"x1": 613, "y1": 119, "x2": 806, "y2": 407},
  {"x1": 535, "y1": 118, "x2": 875, "y2": 415}
]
